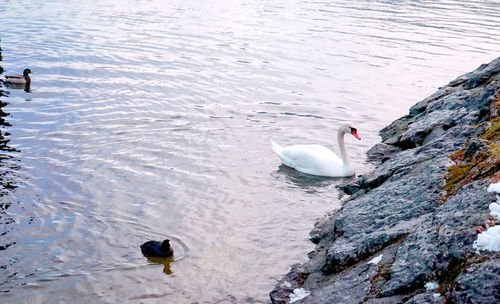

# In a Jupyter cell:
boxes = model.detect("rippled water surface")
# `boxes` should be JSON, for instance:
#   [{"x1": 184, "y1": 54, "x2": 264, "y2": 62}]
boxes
[{"x1": 0, "y1": 0, "x2": 499, "y2": 303}]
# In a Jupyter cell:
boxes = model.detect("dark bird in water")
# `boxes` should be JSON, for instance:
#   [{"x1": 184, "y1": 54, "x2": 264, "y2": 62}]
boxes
[
  {"x1": 141, "y1": 239, "x2": 174, "y2": 258},
  {"x1": 5, "y1": 68, "x2": 34, "y2": 86}
]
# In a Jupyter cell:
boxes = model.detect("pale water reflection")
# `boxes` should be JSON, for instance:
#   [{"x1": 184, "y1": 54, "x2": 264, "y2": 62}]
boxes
[{"x1": 0, "y1": 0, "x2": 499, "y2": 303}]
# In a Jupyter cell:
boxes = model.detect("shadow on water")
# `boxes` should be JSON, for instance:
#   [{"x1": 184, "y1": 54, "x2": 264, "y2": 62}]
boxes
[
  {"x1": 0, "y1": 37, "x2": 22, "y2": 252},
  {"x1": 277, "y1": 164, "x2": 354, "y2": 190}
]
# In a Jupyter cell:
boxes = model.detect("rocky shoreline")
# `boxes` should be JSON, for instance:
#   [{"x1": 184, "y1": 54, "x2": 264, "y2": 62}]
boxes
[{"x1": 270, "y1": 57, "x2": 500, "y2": 304}]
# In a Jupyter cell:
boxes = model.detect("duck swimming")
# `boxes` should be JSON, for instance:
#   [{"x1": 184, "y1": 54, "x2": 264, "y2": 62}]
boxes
[
  {"x1": 5, "y1": 69, "x2": 34, "y2": 85},
  {"x1": 141, "y1": 239, "x2": 174, "y2": 258},
  {"x1": 271, "y1": 122, "x2": 361, "y2": 177}
]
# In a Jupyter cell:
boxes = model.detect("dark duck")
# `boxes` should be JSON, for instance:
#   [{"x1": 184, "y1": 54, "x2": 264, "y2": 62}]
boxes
[{"x1": 141, "y1": 239, "x2": 174, "y2": 258}]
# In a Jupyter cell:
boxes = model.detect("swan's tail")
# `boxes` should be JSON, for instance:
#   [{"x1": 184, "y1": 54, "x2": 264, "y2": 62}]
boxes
[{"x1": 270, "y1": 140, "x2": 283, "y2": 156}]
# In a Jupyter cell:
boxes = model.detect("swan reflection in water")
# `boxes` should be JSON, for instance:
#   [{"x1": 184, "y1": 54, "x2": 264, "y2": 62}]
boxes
[
  {"x1": 278, "y1": 164, "x2": 335, "y2": 185},
  {"x1": 144, "y1": 255, "x2": 174, "y2": 275},
  {"x1": 277, "y1": 164, "x2": 357, "y2": 198}
]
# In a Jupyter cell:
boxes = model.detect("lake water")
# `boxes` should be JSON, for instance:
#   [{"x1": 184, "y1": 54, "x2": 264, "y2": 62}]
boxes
[{"x1": 0, "y1": 0, "x2": 499, "y2": 303}]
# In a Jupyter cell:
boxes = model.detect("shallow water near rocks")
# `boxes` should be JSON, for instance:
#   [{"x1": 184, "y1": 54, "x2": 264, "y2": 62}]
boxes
[{"x1": 0, "y1": 0, "x2": 499, "y2": 303}]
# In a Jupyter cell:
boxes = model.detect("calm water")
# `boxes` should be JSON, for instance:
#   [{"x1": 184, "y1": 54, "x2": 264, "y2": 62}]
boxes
[{"x1": 0, "y1": 0, "x2": 499, "y2": 303}]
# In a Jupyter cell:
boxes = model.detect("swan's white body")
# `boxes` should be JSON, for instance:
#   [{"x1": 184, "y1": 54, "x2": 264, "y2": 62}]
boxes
[{"x1": 271, "y1": 123, "x2": 360, "y2": 177}]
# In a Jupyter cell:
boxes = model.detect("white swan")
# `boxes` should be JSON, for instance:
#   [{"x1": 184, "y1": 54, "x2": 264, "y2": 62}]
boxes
[{"x1": 271, "y1": 122, "x2": 361, "y2": 177}]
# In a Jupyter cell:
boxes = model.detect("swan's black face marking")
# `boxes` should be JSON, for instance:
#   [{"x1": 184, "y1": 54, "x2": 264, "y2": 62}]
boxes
[{"x1": 350, "y1": 127, "x2": 361, "y2": 140}]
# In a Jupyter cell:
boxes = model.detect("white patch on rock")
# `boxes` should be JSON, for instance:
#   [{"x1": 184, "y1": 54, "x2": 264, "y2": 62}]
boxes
[
  {"x1": 289, "y1": 288, "x2": 310, "y2": 303},
  {"x1": 487, "y1": 182, "x2": 500, "y2": 193},
  {"x1": 367, "y1": 254, "x2": 383, "y2": 265},
  {"x1": 283, "y1": 281, "x2": 292, "y2": 288},
  {"x1": 474, "y1": 183, "x2": 500, "y2": 252},
  {"x1": 474, "y1": 225, "x2": 500, "y2": 252},
  {"x1": 489, "y1": 182, "x2": 500, "y2": 220},
  {"x1": 489, "y1": 202, "x2": 500, "y2": 221},
  {"x1": 424, "y1": 281, "x2": 439, "y2": 291},
  {"x1": 433, "y1": 293, "x2": 441, "y2": 298}
]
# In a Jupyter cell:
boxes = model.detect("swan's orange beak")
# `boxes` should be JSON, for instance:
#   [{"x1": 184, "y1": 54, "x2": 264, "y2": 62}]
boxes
[{"x1": 352, "y1": 130, "x2": 361, "y2": 140}]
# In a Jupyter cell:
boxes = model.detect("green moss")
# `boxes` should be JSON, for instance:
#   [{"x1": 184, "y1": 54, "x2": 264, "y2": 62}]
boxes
[
  {"x1": 445, "y1": 114, "x2": 500, "y2": 198},
  {"x1": 444, "y1": 164, "x2": 473, "y2": 194},
  {"x1": 480, "y1": 117, "x2": 500, "y2": 140}
]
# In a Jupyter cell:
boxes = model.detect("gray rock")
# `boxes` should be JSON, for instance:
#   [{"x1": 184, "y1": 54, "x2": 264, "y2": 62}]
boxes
[
  {"x1": 381, "y1": 180, "x2": 496, "y2": 296},
  {"x1": 366, "y1": 143, "x2": 402, "y2": 164},
  {"x1": 449, "y1": 258, "x2": 500, "y2": 303},
  {"x1": 463, "y1": 57, "x2": 500, "y2": 89},
  {"x1": 464, "y1": 139, "x2": 487, "y2": 161},
  {"x1": 310, "y1": 210, "x2": 340, "y2": 244},
  {"x1": 336, "y1": 180, "x2": 363, "y2": 196},
  {"x1": 404, "y1": 292, "x2": 443, "y2": 304},
  {"x1": 270, "y1": 57, "x2": 500, "y2": 304},
  {"x1": 322, "y1": 156, "x2": 448, "y2": 275}
]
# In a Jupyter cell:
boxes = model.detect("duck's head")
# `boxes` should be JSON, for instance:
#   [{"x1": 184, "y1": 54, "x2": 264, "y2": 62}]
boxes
[
  {"x1": 23, "y1": 69, "x2": 34, "y2": 76},
  {"x1": 342, "y1": 122, "x2": 361, "y2": 140}
]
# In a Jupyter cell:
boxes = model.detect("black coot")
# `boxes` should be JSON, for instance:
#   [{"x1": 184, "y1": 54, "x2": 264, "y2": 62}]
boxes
[{"x1": 140, "y1": 239, "x2": 174, "y2": 258}]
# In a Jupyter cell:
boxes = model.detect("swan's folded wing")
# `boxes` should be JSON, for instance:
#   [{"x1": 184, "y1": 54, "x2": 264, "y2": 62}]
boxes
[{"x1": 280, "y1": 145, "x2": 342, "y2": 173}]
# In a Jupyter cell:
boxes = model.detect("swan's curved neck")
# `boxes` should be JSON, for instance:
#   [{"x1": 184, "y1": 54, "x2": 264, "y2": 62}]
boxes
[{"x1": 337, "y1": 128, "x2": 351, "y2": 168}]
